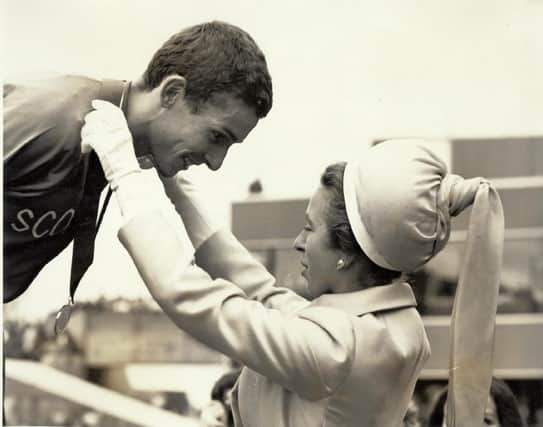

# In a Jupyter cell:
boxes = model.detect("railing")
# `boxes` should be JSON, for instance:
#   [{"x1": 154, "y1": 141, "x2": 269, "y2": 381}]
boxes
[
  {"x1": 5, "y1": 359, "x2": 200, "y2": 427},
  {"x1": 421, "y1": 314, "x2": 543, "y2": 380}
]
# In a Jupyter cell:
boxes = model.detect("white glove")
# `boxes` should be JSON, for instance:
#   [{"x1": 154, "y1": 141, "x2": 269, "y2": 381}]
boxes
[
  {"x1": 81, "y1": 99, "x2": 140, "y2": 189},
  {"x1": 161, "y1": 174, "x2": 221, "y2": 250}
]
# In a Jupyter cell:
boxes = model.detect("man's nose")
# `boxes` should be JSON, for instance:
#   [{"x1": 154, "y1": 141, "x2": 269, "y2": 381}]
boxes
[{"x1": 205, "y1": 146, "x2": 228, "y2": 171}]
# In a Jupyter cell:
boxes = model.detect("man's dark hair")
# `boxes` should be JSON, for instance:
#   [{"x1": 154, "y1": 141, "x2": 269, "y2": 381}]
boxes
[
  {"x1": 320, "y1": 162, "x2": 401, "y2": 286},
  {"x1": 143, "y1": 21, "x2": 272, "y2": 118}
]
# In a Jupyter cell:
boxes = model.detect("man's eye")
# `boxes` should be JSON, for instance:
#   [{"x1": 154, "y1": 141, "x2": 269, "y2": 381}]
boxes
[
  {"x1": 211, "y1": 130, "x2": 228, "y2": 145},
  {"x1": 304, "y1": 225, "x2": 312, "y2": 232}
]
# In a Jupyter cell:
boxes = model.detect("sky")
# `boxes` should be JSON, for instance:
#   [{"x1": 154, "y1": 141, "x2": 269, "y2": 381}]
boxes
[{"x1": 2, "y1": 0, "x2": 543, "y2": 320}]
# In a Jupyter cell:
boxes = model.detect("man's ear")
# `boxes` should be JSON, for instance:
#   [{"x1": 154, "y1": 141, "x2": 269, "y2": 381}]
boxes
[{"x1": 159, "y1": 75, "x2": 186, "y2": 108}]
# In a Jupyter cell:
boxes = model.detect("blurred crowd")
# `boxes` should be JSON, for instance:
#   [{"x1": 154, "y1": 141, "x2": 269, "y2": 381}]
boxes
[
  {"x1": 199, "y1": 371, "x2": 527, "y2": 427},
  {"x1": 4, "y1": 294, "x2": 542, "y2": 426}
]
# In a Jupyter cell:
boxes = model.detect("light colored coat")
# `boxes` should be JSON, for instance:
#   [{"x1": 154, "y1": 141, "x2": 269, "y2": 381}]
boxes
[{"x1": 119, "y1": 212, "x2": 431, "y2": 427}]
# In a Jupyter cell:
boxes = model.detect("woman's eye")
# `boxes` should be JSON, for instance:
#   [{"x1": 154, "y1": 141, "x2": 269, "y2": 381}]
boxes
[{"x1": 304, "y1": 225, "x2": 312, "y2": 232}]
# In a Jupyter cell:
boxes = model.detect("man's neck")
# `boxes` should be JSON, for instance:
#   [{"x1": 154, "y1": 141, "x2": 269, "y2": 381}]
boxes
[
  {"x1": 125, "y1": 77, "x2": 151, "y2": 158},
  {"x1": 133, "y1": 136, "x2": 150, "y2": 158}
]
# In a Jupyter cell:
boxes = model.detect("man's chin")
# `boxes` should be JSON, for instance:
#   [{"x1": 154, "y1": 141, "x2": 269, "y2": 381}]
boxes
[
  {"x1": 142, "y1": 156, "x2": 182, "y2": 178},
  {"x1": 156, "y1": 167, "x2": 179, "y2": 178},
  {"x1": 136, "y1": 155, "x2": 156, "y2": 170}
]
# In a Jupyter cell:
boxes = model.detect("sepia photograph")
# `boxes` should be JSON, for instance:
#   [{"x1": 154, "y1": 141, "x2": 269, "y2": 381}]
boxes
[{"x1": 2, "y1": 1, "x2": 543, "y2": 426}]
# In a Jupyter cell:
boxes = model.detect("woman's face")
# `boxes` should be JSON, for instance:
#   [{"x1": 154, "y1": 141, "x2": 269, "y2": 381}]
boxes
[
  {"x1": 442, "y1": 396, "x2": 500, "y2": 427},
  {"x1": 294, "y1": 186, "x2": 343, "y2": 298}
]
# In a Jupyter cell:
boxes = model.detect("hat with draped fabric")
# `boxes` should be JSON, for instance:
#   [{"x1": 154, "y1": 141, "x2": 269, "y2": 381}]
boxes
[{"x1": 343, "y1": 140, "x2": 505, "y2": 427}]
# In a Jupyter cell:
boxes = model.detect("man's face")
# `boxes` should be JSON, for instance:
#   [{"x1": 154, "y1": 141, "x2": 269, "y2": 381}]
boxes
[{"x1": 147, "y1": 92, "x2": 258, "y2": 177}]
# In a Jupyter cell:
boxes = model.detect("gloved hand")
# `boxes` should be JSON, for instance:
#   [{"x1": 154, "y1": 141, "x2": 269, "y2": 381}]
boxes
[
  {"x1": 161, "y1": 173, "x2": 221, "y2": 250},
  {"x1": 81, "y1": 99, "x2": 140, "y2": 189}
]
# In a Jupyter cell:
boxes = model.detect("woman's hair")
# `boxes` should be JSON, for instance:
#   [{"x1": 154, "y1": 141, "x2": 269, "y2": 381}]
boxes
[
  {"x1": 210, "y1": 369, "x2": 241, "y2": 402},
  {"x1": 320, "y1": 162, "x2": 401, "y2": 286},
  {"x1": 210, "y1": 369, "x2": 241, "y2": 427},
  {"x1": 143, "y1": 21, "x2": 272, "y2": 118},
  {"x1": 427, "y1": 378, "x2": 525, "y2": 427}
]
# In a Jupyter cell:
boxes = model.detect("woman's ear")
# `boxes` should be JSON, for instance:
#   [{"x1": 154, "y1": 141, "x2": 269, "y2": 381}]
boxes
[
  {"x1": 338, "y1": 253, "x2": 356, "y2": 270},
  {"x1": 159, "y1": 75, "x2": 186, "y2": 108}
]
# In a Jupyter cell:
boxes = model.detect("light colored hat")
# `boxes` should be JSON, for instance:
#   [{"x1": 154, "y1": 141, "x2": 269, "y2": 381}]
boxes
[
  {"x1": 344, "y1": 140, "x2": 492, "y2": 272},
  {"x1": 343, "y1": 140, "x2": 504, "y2": 427}
]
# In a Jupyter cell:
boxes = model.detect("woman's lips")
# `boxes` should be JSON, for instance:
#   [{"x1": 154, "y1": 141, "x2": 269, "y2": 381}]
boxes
[{"x1": 300, "y1": 262, "x2": 308, "y2": 276}]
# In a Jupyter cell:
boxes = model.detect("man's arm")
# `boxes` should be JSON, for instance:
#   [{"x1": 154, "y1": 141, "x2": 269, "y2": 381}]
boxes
[
  {"x1": 4, "y1": 82, "x2": 83, "y2": 187},
  {"x1": 3, "y1": 81, "x2": 93, "y2": 299}
]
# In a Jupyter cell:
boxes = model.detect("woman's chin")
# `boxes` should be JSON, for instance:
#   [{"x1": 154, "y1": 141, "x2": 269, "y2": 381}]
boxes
[{"x1": 303, "y1": 281, "x2": 316, "y2": 300}]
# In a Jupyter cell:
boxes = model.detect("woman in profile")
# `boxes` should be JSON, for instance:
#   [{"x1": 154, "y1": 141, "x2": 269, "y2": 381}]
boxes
[{"x1": 84, "y1": 109, "x2": 504, "y2": 427}]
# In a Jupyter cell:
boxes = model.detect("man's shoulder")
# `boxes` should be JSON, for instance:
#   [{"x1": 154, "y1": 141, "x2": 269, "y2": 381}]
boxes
[
  {"x1": 4, "y1": 74, "x2": 101, "y2": 104},
  {"x1": 3, "y1": 75, "x2": 104, "y2": 186},
  {"x1": 4, "y1": 74, "x2": 102, "y2": 123},
  {"x1": 4, "y1": 74, "x2": 102, "y2": 161}
]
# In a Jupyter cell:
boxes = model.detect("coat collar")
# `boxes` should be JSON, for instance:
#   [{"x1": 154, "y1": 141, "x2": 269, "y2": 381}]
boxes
[{"x1": 310, "y1": 281, "x2": 416, "y2": 317}]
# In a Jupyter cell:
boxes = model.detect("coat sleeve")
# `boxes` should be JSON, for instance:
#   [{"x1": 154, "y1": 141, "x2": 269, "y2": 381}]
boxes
[
  {"x1": 195, "y1": 229, "x2": 309, "y2": 314},
  {"x1": 161, "y1": 173, "x2": 308, "y2": 313},
  {"x1": 118, "y1": 211, "x2": 355, "y2": 401}
]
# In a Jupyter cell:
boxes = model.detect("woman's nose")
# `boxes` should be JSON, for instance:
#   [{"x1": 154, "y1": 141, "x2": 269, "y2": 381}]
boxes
[{"x1": 293, "y1": 231, "x2": 305, "y2": 252}]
